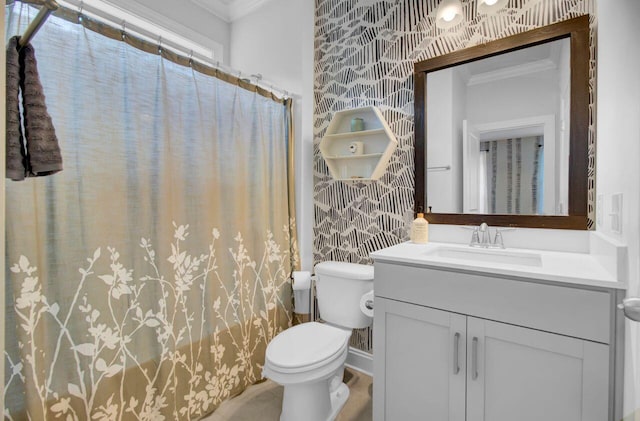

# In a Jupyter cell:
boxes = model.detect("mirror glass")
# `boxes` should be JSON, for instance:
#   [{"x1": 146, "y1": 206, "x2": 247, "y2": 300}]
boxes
[{"x1": 426, "y1": 38, "x2": 570, "y2": 216}]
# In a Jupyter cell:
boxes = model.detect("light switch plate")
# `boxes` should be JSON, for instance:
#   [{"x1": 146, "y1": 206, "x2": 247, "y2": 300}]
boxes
[{"x1": 610, "y1": 193, "x2": 623, "y2": 234}]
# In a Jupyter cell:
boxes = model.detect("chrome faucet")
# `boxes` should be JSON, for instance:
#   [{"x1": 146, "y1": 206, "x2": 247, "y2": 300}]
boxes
[{"x1": 469, "y1": 223, "x2": 506, "y2": 249}]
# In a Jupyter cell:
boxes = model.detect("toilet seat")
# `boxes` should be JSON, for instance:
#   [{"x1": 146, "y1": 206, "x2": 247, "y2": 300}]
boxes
[{"x1": 266, "y1": 322, "x2": 350, "y2": 374}]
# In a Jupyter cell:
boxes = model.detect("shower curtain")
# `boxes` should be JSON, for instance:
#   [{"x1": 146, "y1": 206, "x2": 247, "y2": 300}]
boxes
[
  {"x1": 5, "y1": 3, "x2": 298, "y2": 420},
  {"x1": 485, "y1": 136, "x2": 543, "y2": 215}
]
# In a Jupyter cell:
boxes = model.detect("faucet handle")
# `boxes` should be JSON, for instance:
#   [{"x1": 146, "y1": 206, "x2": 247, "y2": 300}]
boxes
[
  {"x1": 491, "y1": 228, "x2": 514, "y2": 249},
  {"x1": 470, "y1": 227, "x2": 481, "y2": 247},
  {"x1": 493, "y1": 230, "x2": 505, "y2": 249}
]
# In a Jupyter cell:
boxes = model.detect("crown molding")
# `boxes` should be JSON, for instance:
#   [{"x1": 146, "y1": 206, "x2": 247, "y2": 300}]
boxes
[{"x1": 467, "y1": 59, "x2": 557, "y2": 86}]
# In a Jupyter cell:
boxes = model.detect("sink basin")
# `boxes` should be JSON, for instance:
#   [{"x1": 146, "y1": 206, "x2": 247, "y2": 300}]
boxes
[{"x1": 424, "y1": 246, "x2": 543, "y2": 267}]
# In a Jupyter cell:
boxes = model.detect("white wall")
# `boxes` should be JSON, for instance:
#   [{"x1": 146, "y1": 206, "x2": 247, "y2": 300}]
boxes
[
  {"x1": 466, "y1": 69, "x2": 559, "y2": 125},
  {"x1": 426, "y1": 69, "x2": 456, "y2": 212},
  {"x1": 229, "y1": 0, "x2": 315, "y2": 271},
  {"x1": 1, "y1": 3, "x2": 6, "y2": 415},
  {"x1": 596, "y1": 0, "x2": 640, "y2": 418},
  {"x1": 451, "y1": 68, "x2": 466, "y2": 213}
]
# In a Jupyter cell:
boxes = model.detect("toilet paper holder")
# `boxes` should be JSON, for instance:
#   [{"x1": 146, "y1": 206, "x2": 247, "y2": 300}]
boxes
[
  {"x1": 292, "y1": 271, "x2": 313, "y2": 314},
  {"x1": 359, "y1": 291, "x2": 375, "y2": 318},
  {"x1": 618, "y1": 297, "x2": 640, "y2": 322},
  {"x1": 364, "y1": 299, "x2": 374, "y2": 310}
]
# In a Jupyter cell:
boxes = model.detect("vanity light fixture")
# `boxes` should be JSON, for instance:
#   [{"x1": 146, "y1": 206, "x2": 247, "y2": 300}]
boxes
[
  {"x1": 477, "y1": 0, "x2": 509, "y2": 14},
  {"x1": 435, "y1": 0, "x2": 464, "y2": 29}
]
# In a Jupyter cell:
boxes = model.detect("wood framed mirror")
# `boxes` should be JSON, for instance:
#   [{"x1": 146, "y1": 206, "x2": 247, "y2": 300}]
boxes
[{"x1": 414, "y1": 16, "x2": 590, "y2": 229}]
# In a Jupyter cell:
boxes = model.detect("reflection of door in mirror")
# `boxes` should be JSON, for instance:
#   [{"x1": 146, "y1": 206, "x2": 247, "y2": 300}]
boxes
[
  {"x1": 426, "y1": 38, "x2": 570, "y2": 216},
  {"x1": 462, "y1": 115, "x2": 562, "y2": 216}
]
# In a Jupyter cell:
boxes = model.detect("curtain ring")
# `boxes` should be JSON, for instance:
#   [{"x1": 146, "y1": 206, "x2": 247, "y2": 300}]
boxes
[
  {"x1": 188, "y1": 50, "x2": 194, "y2": 67},
  {"x1": 78, "y1": 0, "x2": 84, "y2": 23},
  {"x1": 158, "y1": 36, "x2": 163, "y2": 55},
  {"x1": 121, "y1": 20, "x2": 126, "y2": 40}
]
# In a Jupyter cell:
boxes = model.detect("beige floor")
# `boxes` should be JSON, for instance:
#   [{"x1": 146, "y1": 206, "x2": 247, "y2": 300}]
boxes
[{"x1": 202, "y1": 368, "x2": 372, "y2": 421}]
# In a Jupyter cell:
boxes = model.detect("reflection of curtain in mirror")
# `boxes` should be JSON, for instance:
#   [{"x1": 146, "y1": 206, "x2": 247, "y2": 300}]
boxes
[
  {"x1": 5, "y1": 3, "x2": 298, "y2": 420},
  {"x1": 486, "y1": 136, "x2": 543, "y2": 214}
]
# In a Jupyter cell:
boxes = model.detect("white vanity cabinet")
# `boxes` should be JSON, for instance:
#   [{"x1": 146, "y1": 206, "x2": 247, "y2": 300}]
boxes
[
  {"x1": 372, "y1": 261, "x2": 625, "y2": 421},
  {"x1": 377, "y1": 298, "x2": 466, "y2": 420},
  {"x1": 465, "y1": 316, "x2": 608, "y2": 421}
]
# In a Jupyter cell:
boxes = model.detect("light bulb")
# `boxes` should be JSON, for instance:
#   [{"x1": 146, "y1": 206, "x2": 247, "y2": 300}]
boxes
[
  {"x1": 477, "y1": 0, "x2": 509, "y2": 14},
  {"x1": 442, "y1": 7, "x2": 457, "y2": 22},
  {"x1": 435, "y1": 0, "x2": 464, "y2": 29}
]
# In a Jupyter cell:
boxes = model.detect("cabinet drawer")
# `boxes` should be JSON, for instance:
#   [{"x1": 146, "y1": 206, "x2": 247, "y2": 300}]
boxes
[{"x1": 374, "y1": 262, "x2": 611, "y2": 343}]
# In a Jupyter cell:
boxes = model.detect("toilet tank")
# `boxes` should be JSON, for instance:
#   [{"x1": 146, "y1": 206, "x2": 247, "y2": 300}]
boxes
[{"x1": 314, "y1": 261, "x2": 374, "y2": 329}]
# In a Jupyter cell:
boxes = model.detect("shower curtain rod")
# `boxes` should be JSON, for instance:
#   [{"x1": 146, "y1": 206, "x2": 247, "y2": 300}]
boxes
[
  {"x1": 12, "y1": 0, "x2": 291, "y2": 100},
  {"x1": 18, "y1": 0, "x2": 59, "y2": 50},
  {"x1": 61, "y1": 0, "x2": 290, "y2": 99}
]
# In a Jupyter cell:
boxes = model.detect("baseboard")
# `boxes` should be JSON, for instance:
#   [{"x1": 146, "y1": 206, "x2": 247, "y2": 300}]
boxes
[{"x1": 345, "y1": 346, "x2": 373, "y2": 377}]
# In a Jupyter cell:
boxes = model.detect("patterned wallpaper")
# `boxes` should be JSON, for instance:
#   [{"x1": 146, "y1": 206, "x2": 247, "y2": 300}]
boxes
[{"x1": 313, "y1": 0, "x2": 596, "y2": 352}]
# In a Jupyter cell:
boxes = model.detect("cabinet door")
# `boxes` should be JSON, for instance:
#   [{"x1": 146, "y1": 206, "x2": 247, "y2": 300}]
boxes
[
  {"x1": 373, "y1": 297, "x2": 466, "y2": 421},
  {"x1": 466, "y1": 317, "x2": 609, "y2": 421}
]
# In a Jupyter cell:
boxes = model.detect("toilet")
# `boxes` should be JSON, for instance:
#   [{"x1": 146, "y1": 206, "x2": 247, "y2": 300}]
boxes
[{"x1": 263, "y1": 261, "x2": 374, "y2": 421}]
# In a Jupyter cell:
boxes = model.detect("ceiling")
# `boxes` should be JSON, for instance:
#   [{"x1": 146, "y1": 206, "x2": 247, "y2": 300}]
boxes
[{"x1": 190, "y1": 0, "x2": 273, "y2": 22}]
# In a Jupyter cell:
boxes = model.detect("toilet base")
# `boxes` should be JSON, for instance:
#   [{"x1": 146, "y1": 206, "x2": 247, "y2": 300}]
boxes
[
  {"x1": 279, "y1": 379, "x2": 350, "y2": 421},
  {"x1": 328, "y1": 382, "x2": 350, "y2": 420}
]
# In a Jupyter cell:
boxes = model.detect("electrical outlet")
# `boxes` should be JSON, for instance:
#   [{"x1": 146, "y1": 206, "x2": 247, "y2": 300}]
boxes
[{"x1": 610, "y1": 193, "x2": 623, "y2": 234}]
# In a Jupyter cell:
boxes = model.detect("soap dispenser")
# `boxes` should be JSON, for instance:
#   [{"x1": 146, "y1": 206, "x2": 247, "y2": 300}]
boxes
[{"x1": 411, "y1": 208, "x2": 429, "y2": 244}]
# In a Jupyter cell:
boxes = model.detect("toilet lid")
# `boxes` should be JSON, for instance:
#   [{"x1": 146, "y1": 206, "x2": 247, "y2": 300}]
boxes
[
  {"x1": 314, "y1": 261, "x2": 374, "y2": 280},
  {"x1": 266, "y1": 322, "x2": 350, "y2": 369}
]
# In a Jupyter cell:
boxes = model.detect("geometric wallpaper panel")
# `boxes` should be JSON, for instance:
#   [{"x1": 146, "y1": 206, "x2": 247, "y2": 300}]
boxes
[{"x1": 313, "y1": 0, "x2": 596, "y2": 351}]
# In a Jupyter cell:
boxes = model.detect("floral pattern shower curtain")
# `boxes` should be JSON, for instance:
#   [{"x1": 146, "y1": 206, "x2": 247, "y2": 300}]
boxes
[{"x1": 5, "y1": 3, "x2": 298, "y2": 420}]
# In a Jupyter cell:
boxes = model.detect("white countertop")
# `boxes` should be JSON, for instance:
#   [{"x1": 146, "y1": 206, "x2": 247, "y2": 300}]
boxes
[{"x1": 370, "y1": 241, "x2": 627, "y2": 290}]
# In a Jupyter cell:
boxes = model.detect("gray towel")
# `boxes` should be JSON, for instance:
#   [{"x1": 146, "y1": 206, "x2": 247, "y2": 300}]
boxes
[
  {"x1": 5, "y1": 35, "x2": 62, "y2": 180},
  {"x1": 20, "y1": 39, "x2": 63, "y2": 177},
  {"x1": 6, "y1": 36, "x2": 27, "y2": 181}
]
